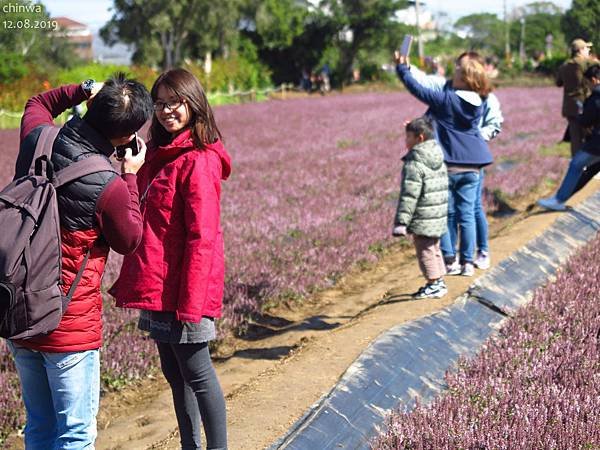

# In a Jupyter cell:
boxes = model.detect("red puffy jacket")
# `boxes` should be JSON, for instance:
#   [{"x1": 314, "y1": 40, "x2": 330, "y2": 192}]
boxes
[
  {"x1": 112, "y1": 130, "x2": 231, "y2": 321},
  {"x1": 15, "y1": 85, "x2": 143, "y2": 352}
]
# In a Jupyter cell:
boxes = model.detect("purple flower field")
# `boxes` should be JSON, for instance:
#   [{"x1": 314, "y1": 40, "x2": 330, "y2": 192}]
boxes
[
  {"x1": 105, "y1": 86, "x2": 569, "y2": 333},
  {"x1": 372, "y1": 233, "x2": 600, "y2": 450},
  {"x1": 0, "y1": 87, "x2": 569, "y2": 441}
]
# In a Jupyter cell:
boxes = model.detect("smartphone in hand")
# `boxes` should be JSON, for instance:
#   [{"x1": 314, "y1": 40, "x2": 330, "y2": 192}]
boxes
[
  {"x1": 400, "y1": 35, "x2": 413, "y2": 57},
  {"x1": 115, "y1": 133, "x2": 139, "y2": 159}
]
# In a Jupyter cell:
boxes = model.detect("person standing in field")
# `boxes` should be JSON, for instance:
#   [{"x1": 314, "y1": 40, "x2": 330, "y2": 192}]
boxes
[
  {"x1": 557, "y1": 38, "x2": 593, "y2": 156},
  {"x1": 393, "y1": 117, "x2": 449, "y2": 298},
  {"x1": 395, "y1": 52, "x2": 493, "y2": 277},
  {"x1": 111, "y1": 68, "x2": 230, "y2": 450},
  {"x1": 8, "y1": 74, "x2": 152, "y2": 449},
  {"x1": 538, "y1": 64, "x2": 600, "y2": 211},
  {"x1": 407, "y1": 51, "x2": 504, "y2": 271}
]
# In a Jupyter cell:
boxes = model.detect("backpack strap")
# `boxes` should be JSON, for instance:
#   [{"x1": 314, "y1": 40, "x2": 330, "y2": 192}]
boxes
[
  {"x1": 52, "y1": 157, "x2": 117, "y2": 311},
  {"x1": 52, "y1": 155, "x2": 117, "y2": 188},
  {"x1": 29, "y1": 126, "x2": 61, "y2": 176},
  {"x1": 62, "y1": 248, "x2": 91, "y2": 312}
]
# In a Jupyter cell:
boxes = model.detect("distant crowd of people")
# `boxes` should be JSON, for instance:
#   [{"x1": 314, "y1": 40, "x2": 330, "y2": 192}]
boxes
[
  {"x1": 393, "y1": 50, "x2": 502, "y2": 298},
  {"x1": 393, "y1": 38, "x2": 600, "y2": 299},
  {"x1": 300, "y1": 63, "x2": 331, "y2": 94}
]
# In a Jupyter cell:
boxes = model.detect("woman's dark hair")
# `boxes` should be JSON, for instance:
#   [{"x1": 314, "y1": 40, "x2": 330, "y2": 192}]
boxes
[
  {"x1": 584, "y1": 64, "x2": 600, "y2": 80},
  {"x1": 149, "y1": 68, "x2": 222, "y2": 147},
  {"x1": 406, "y1": 116, "x2": 434, "y2": 140},
  {"x1": 84, "y1": 72, "x2": 153, "y2": 140}
]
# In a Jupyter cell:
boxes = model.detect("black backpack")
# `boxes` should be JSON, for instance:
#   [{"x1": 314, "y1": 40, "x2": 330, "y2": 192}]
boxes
[{"x1": 0, "y1": 126, "x2": 116, "y2": 340}]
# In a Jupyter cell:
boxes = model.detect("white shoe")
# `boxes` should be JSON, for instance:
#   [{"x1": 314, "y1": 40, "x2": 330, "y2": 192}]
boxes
[
  {"x1": 461, "y1": 263, "x2": 475, "y2": 277},
  {"x1": 413, "y1": 280, "x2": 448, "y2": 299},
  {"x1": 445, "y1": 258, "x2": 461, "y2": 275},
  {"x1": 474, "y1": 251, "x2": 490, "y2": 270},
  {"x1": 537, "y1": 196, "x2": 566, "y2": 211}
]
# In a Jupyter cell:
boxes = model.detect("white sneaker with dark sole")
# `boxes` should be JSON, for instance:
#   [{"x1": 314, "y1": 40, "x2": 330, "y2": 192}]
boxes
[
  {"x1": 445, "y1": 259, "x2": 461, "y2": 276},
  {"x1": 413, "y1": 280, "x2": 448, "y2": 299},
  {"x1": 474, "y1": 252, "x2": 490, "y2": 270},
  {"x1": 461, "y1": 263, "x2": 475, "y2": 277}
]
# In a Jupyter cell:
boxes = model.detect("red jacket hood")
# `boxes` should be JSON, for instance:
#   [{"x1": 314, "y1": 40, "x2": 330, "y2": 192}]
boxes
[{"x1": 147, "y1": 129, "x2": 231, "y2": 180}]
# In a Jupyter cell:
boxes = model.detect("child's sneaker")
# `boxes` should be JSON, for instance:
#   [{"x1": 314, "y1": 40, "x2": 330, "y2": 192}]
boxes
[
  {"x1": 474, "y1": 251, "x2": 490, "y2": 270},
  {"x1": 413, "y1": 279, "x2": 448, "y2": 299},
  {"x1": 445, "y1": 258, "x2": 461, "y2": 275},
  {"x1": 461, "y1": 262, "x2": 475, "y2": 277}
]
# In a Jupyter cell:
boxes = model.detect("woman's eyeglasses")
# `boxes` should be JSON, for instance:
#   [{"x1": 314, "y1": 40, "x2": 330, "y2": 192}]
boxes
[{"x1": 153, "y1": 100, "x2": 183, "y2": 112}]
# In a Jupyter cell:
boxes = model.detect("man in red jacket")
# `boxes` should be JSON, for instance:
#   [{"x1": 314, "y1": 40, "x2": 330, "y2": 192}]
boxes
[{"x1": 7, "y1": 74, "x2": 152, "y2": 450}]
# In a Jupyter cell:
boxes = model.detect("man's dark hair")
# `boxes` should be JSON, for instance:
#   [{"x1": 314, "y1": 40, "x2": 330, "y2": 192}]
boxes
[
  {"x1": 406, "y1": 116, "x2": 434, "y2": 140},
  {"x1": 584, "y1": 64, "x2": 600, "y2": 81},
  {"x1": 84, "y1": 72, "x2": 153, "y2": 140}
]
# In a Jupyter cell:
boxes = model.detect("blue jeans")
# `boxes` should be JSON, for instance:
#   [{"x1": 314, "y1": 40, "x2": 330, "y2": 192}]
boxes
[
  {"x1": 556, "y1": 150, "x2": 600, "y2": 202},
  {"x1": 440, "y1": 171, "x2": 480, "y2": 264},
  {"x1": 475, "y1": 169, "x2": 489, "y2": 253},
  {"x1": 8, "y1": 341, "x2": 100, "y2": 450}
]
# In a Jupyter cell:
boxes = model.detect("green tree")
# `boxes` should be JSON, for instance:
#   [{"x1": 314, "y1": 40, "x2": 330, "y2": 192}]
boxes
[
  {"x1": 240, "y1": 1, "x2": 334, "y2": 84},
  {"x1": 510, "y1": 2, "x2": 565, "y2": 57},
  {"x1": 454, "y1": 13, "x2": 505, "y2": 57},
  {"x1": 0, "y1": 0, "x2": 75, "y2": 81},
  {"x1": 255, "y1": 0, "x2": 308, "y2": 49},
  {"x1": 561, "y1": 0, "x2": 600, "y2": 50},
  {"x1": 186, "y1": 0, "x2": 242, "y2": 60},
  {"x1": 324, "y1": 0, "x2": 407, "y2": 82},
  {"x1": 101, "y1": 0, "x2": 240, "y2": 69}
]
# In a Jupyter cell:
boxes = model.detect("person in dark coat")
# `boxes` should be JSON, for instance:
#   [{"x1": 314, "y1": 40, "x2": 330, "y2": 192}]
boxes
[
  {"x1": 556, "y1": 39, "x2": 593, "y2": 156},
  {"x1": 538, "y1": 64, "x2": 600, "y2": 210}
]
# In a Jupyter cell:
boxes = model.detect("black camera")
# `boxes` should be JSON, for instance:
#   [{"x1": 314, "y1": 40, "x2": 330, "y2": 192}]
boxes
[{"x1": 115, "y1": 133, "x2": 139, "y2": 159}]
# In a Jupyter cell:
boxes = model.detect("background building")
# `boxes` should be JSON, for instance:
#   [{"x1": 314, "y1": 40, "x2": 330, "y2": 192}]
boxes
[{"x1": 53, "y1": 17, "x2": 93, "y2": 60}]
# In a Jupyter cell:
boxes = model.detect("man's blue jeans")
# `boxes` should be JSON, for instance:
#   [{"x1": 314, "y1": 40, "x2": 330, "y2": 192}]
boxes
[
  {"x1": 8, "y1": 341, "x2": 100, "y2": 450},
  {"x1": 556, "y1": 150, "x2": 600, "y2": 202},
  {"x1": 441, "y1": 171, "x2": 480, "y2": 264}
]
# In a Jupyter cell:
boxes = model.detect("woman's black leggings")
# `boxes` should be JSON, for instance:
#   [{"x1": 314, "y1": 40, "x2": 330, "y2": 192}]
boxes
[{"x1": 156, "y1": 341, "x2": 227, "y2": 450}]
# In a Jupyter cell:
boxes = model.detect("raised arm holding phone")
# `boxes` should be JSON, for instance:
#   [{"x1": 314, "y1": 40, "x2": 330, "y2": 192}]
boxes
[{"x1": 8, "y1": 74, "x2": 152, "y2": 449}]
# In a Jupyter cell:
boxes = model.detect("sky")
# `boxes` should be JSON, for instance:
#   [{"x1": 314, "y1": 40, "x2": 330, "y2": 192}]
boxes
[{"x1": 41, "y1": 0, "x2": 574, "y2": 31}]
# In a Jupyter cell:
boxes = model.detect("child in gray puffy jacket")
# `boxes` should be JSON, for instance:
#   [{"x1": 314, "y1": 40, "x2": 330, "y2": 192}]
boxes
[{"x1": 393, "y1": 117, "x2": 449, "y2": 298}]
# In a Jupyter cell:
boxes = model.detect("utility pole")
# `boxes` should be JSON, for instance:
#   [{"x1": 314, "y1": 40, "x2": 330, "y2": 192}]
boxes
[
  {"x1": 504, "y1": 0, "x2": 511, "y2": 66},
  {"x1": 414, "y1": 0, "x2": 424, "y2": 63},
  {"x1": 519, "y1": 16, "x2": 526, "y2": 63}
]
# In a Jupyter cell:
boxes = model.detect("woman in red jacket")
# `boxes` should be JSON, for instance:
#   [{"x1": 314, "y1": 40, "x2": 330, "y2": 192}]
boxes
[{"x1": 112, "y1": 68, "x2": 231, "y2": 450}]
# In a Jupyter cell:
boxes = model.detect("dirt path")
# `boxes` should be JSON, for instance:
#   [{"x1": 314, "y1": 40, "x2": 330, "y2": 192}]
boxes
[{"x1": 87, "y1": 181, "x2": 598, "y2": 450}]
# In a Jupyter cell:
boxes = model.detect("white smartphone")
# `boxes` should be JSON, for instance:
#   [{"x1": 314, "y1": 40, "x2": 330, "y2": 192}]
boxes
[{"x1": 400, "y1": 35, "x2": 413, "y2": 57}]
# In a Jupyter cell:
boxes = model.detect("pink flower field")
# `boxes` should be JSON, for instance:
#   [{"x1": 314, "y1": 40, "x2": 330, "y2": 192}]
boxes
[
  {"x1": 0, "y1": 87, "x2": 570, "y2": 441},
  {"x1": 373, "y1": 233, "x2": 600, "y2": 449}
]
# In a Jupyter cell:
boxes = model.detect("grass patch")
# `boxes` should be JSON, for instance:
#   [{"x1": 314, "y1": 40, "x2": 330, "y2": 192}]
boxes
[
  {"x1": 539, "y1": 142, "x2": 570, "y2": 158},
  {"x1": 337, "y1": 139, "x2": 360, "y2": 149}
]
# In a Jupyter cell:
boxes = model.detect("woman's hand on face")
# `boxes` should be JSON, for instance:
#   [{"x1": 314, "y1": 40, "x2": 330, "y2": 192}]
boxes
[{"x1": 122, "y1": 136, "x2": 147, "y2": 175}]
